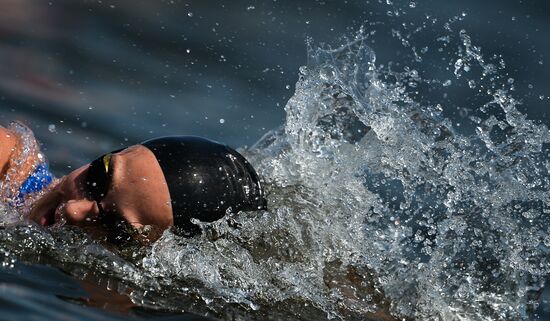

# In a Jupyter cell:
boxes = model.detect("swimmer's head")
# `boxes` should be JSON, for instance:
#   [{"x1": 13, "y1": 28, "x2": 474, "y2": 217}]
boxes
[
  {"x1": 141, "y1": 136, "x2": 267, "y2": 236},
  {"x1": 29, "y1": 136, "x2": 267, "y2": 243}
]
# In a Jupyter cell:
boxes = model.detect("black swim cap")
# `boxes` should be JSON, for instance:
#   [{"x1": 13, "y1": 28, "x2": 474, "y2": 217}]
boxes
[{"x1": 141, "y1": 136, "x2": 267, "y2": 236}]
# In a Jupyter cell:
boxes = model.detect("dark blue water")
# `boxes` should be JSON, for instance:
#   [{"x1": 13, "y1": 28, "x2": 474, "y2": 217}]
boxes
[
  {"x1": 0, "y1": 259, "x2": 215, "y2": 321},
  {"x1": 0, "y1": 1, "x2": 548, "y2": 320}
]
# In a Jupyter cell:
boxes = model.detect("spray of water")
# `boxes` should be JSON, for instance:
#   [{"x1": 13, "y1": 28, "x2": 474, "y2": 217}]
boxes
[{"x1": 136, "y1": 27, "x2": 549, "y2": 320}]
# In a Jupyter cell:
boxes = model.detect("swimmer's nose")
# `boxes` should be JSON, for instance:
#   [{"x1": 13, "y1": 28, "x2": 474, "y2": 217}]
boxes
[{"x1": 62, "y1": 200, "x2": 100, "y2": 225}]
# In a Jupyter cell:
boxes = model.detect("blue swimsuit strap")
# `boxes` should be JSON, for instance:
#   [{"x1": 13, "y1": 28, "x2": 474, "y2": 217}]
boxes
[{"x1": 16, "y1": 162, "x2": 54, "y2": 203}]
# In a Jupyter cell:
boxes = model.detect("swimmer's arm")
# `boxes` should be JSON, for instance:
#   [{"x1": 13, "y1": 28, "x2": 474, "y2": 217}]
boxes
[
  {"x1": 77, "y1": 274, "x2": 136, "y2": 313},
  {"x1": 0, "y1": 126, "x2": 18, "y2": 179}
]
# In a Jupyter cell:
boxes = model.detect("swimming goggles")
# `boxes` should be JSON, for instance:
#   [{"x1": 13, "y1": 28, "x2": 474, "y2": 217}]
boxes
[{"x1": 85, "y1": 150, "x2": 134, "y2": 244}]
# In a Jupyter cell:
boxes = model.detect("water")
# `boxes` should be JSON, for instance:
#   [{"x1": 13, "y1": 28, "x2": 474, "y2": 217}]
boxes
[{"x1": 0, "y1": 1, "x2": 549, "y2": 321}]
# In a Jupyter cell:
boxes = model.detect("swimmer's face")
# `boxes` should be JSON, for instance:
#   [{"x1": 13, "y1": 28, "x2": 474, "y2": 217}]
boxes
[{"x1": 29, "y1": 145, "x2": 173, "y2": 242}]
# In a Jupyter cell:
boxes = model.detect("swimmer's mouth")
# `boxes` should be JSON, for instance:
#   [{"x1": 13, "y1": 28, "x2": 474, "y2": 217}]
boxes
[
  {"x1": 29, "y1": 179, "x2": 62, "y2": 227},
  {"x1": 39, "y1": 206, "x2": 56, "y2": 226}
]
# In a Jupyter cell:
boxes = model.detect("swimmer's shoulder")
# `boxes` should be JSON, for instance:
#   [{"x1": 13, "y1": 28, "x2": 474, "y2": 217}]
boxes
[{"x1": 0, "y1": 125, "x2": 18, "y2": 179}]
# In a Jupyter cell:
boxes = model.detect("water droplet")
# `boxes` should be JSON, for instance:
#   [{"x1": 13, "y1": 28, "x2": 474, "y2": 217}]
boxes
[
  {"x1": 187, "y1": 12, "x2": 193, "y2": 17},
  {"x1": 409, "y1": 1, "x2": 416, "y2": 8},
  {"x1": 48, "y1": 124, "x2": 56, "y2": 133},
  {"x1": 219, "y1": 118, "x2": 225, "y2": 124}
]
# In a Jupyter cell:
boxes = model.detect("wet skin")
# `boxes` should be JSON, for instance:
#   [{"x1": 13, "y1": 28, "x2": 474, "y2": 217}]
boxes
[
  {"x1": 28, "y1": 145, "x2": 173, "y2": 240},
  {"x1": 0, "y1": 127, "x2": 18, "y2": 179}
]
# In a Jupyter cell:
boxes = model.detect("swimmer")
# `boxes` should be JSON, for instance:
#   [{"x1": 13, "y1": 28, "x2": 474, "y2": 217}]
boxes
[{"x1": 0, "y1": 121, "x2": 266, "y2": 243}]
